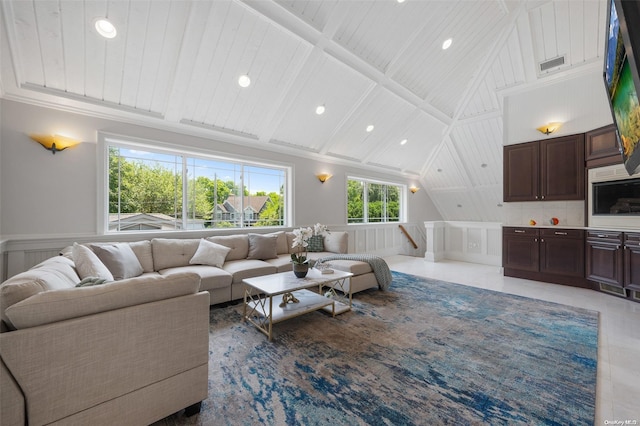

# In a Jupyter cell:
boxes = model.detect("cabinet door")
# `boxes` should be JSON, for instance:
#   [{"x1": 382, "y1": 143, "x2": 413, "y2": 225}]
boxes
[
  {"x1": 624, "y1": 233, "x2": 640, "y2": 291},
  {"x1": 586, "y1": 124, "x2": 621, "y2": 168},
  {"x1": 541, "y1": 134, "x2": 585, "y2": 201},
  {"x1": 540, "y1": 230, "x2": 585, "y2": 277},
  {"x1": 503, "y1": 230, "x2": 539, "y2": 272},
  {"x1": 503, "y1": 143, "x2": 539, "y2": 202},
  {"x1": 586, "y1": 239, "x2": 624, "y2": 287}
]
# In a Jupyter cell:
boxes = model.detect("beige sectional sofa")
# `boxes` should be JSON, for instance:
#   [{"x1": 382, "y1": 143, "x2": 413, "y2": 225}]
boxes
[{"x1": 0, "y1": 230, "x2": 380, "y2": 425}]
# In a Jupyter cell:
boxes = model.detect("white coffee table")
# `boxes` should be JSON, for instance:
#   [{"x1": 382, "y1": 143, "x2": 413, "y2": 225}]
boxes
[{"x1": 242, "y1": 269, "x2": 353, "y2": 341}]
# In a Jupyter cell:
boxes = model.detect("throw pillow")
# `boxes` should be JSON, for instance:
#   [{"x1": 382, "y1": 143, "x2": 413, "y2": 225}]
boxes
[
  {"x1": 307, "y1": 235, "x2": 324, "y2": 252},
  {"x1": 72, "y1": 243, "x2": 114, "y2": 281},
  {"x1": 247, "y1": 233, "x2": 278, "y2": 260},
  {"x1": 90, "y1": 243, "x2": 144, "y2": 281},
  {"x1": 189, "y1": 239, "x2": 231, "y2": 268}
]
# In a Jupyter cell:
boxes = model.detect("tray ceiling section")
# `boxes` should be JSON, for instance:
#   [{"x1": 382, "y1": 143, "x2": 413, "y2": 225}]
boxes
[
  {"x1": 6, "y1": 0, "x2": 192, "y2": 115},
  {"x1": 528, "y1": 0, "x2": 606, "y2": 76}
]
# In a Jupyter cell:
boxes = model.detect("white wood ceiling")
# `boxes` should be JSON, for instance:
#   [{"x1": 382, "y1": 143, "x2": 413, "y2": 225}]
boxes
[{"x1": 0, "y1": 0, "x2": 607, "y2": 221}]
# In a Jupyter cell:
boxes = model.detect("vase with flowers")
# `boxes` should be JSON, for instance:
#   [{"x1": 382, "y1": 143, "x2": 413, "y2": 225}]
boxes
[{"x1": 290, "y1": 223, "x2": 328, "y2": 278}]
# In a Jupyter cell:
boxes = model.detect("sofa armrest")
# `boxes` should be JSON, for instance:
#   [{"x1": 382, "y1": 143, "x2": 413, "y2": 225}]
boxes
[
  {"x1": 0, "y1": 291, "x2": 210, "y2": 426},
  {"x1": 5, "y1": 272, "x2": 200, "y2": 329}
]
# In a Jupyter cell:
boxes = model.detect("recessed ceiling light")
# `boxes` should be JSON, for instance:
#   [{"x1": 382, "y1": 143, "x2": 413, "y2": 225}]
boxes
[
  {"x1": 442, "y1": 38, "x2": 452, "y2": 50},
  {"x1": 366, "y1": 125, "x2": 374, "y2": 132},
  {"x1": 316, "y1": 105, "x2": 326, "y2": 115},
  {"x1": 397, "y1": 0, "x2": 406, "y2": 3},
  {"x1": 238, "y1": 74, "x2": 251, "y2": 88},
  {"x1": 95, "y1": 18, "x2": 117, "y2": 39},
  {"x1": 400, "y1": 139, "x2": 408, "y2": 145}
]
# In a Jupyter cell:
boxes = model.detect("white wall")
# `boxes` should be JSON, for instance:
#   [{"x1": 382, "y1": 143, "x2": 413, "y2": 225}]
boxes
[
  {"x1": 0, "y1": 99, "x2": 441, "y2": 239},
  {"x1": 504, "y1": 69, "x2": 613, "y2": 145}
]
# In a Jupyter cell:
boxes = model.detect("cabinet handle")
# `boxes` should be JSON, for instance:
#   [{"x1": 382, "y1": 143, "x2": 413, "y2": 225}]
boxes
[
  {"x1": 554, "y1": 232, "x2": 568, "y2": 236},
  {"x1": 514, "y1": 230, "x2": 525, "y2": 233},
  {"x1": 597, "y1": 234, "x2": 609, "y2": 238},
  {"x1": 535, "y1": 195, "x2": 539, "y2": 200},
  {"x1": 541, "y1": 195, "x2": 545, "y2": 200},
  {"x1": 541, "y1": 239, "x2": 544, "y2": 242},
  {"x1": 535, "y1": 238, "x2": 538, "y2": 242}
]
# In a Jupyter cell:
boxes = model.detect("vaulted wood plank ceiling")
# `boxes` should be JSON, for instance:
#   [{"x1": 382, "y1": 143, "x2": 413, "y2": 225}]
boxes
[{"x1": 0, "y1": 0, "x2": 607, "y2": 221}]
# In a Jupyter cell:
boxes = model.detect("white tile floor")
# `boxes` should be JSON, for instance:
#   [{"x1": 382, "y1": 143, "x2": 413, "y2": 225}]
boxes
[{"x1": 384, "y1": 255, "x2": 640, "y2": 425}]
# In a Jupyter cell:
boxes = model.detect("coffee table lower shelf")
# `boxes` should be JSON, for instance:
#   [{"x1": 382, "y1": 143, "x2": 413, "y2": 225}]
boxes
[{"x1": 245, "y1": 289, "x2": 338, "y2": 340}]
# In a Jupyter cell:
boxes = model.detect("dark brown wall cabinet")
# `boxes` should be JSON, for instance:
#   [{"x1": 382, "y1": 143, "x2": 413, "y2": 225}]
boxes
[
  {"x1": 586, "y1": 231, "x2": 640, "y2": 300},
  {"x1": 585, "y1": 124, "x2": 622, "y2": 169},
  {"x1": 624, "y1": 233, "x2": 640, "y2": 293},
  {"x1": 503, "y1": 134, "x2": 585, "y2": 202},
  {"x1": 503, "y1": 227, "x2": 587, "y2": 287}
]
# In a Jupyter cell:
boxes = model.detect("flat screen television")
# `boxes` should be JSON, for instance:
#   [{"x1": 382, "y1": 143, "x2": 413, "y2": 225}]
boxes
[{"x1": 604, "y1": 0, "x2": 640, "y2": 176}]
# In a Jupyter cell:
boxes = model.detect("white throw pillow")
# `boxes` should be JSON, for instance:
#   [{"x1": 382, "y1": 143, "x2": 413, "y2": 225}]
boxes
[
  {"x1": 72, "y1": 243, "x2": 114, "y2": 281},
  {"x1": 189, "y1": 239, "x2": 231, "y2": 268}
]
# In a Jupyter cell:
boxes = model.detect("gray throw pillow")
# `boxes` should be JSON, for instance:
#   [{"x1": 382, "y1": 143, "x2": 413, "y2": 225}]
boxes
[
  {"x1": 247, "y1": 233, "x2": 278, "y2": 260},
  {"x1": 90, "y1": 243, "x2": 144, "y2": 280}
]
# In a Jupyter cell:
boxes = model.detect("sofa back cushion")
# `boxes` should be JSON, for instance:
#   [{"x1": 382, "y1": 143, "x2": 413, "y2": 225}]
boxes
[
  {"x1": 207, "y1": 235, "x2": 249, "y2": 261},
  {"x1": 128, "y1": 240, "x2": 154, "y2": 273},
  {"x1": 5, "y1": 272, "x2": 201, "y2": 329},
  {"x1": 0, "y1": 256, "x2": 80, "y2": 330},
  {"x1": 323, "y1": 231, "x2": 348, "y2": 254},
  {"x1": 151, "y1": 238, "x2": 200, "y2": 270}
]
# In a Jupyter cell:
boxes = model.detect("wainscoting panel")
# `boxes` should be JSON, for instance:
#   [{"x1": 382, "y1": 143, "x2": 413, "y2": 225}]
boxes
[{"x1": 425, "y1": 221, "x2": 502, "y2": 266}]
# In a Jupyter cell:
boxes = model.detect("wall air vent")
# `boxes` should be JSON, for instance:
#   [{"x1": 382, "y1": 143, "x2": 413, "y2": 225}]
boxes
[{"x1": 539, "y1": 56, "x2": 565, "y2": 73}]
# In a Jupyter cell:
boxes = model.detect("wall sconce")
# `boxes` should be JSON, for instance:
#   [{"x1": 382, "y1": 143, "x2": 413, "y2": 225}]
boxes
[
  {"x1": 410, "y1": 186, "x2": 420, "y2": 194},
  {"x1": 30, "y1": 134, "x2": 81, "y2": 154},
  {"x1": 536, "y1": 122, "x2": 562, "y2": 136},
  {"x1": 316, "y1": 173, "x2": 333, "y2": 183}
]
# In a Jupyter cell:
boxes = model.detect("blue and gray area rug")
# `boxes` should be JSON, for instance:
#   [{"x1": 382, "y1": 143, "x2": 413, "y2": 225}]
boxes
[{"x1": 158, "y1": 271, "x2": 599, "y2": 425}]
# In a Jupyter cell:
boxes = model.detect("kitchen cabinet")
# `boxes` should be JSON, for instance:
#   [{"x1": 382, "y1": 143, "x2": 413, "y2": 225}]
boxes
[
  {"x1": 503, "y1": 134, "x2": 585, "y2": 202},
  {"x1": 586, "y1": 230, "x2": 640, "y2": 301},
  {"x1": 503, "y1": 227, "x2": 587, "y2": 287},
  {"x1": 585, "y1": 124, "x2": 622, "y2": 169},
  {"x1": 624, "y1": 233, "x2": 640, "y2": 299},
  {"x1": 586, "y1": 231, "x2": 624, "y2": 289}
]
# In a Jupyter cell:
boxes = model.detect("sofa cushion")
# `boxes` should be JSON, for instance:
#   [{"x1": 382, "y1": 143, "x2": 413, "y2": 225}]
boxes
[
  {"x1": 5, "y1": 272, "x2": 201, "y2": 329},
  {"x1": 247, "y1": 233, "x2": 278, "y2": 260},
  {"x1": 128, "y1": 240, "x2": 154, "y2": 273},
  {"x1": 207, "y1": 235, "x2": 249, "y2": 261},
  {"x1": 0, "y1": 257, "x2": 80, "y2": 330},
  {"x1": 189, "y1": 239, "x2": 231, "y2": 268},
  {"x1": 265, "y1": 231, "x2": 288, "y2": 254},
  {"x1": 263, "y1": 254, "x2": 294, "y2": 273},
  {"x1": 328, "y1": 259, "x2": 372, "y2": 276},
  {"x1": 72, "y1": 243, "x2": 114, "y2": 281},
  {"x1": 90, "y1": 243, "x2": 144, "y2": 280},
  {"x1": 221, "y1": 259, "x2": 277, "y2": 283},
  {"x1": 159, "y1": 266, "x2": 232, "y2": 291},
  {"x1": 151, "y1": 238, "x2": 200, "y2": 270},
  {"x1": 324, "y1": 231, "x2": 348, "y2": 254}
]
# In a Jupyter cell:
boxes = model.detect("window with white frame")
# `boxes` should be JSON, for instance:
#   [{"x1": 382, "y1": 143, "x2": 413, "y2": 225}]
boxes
[
  {"x1": 347, "y1": 177, "x2": 402, "y2": 223},
  {"x1": 106, "y1": 143, "x2": 287, "y2": 232}
]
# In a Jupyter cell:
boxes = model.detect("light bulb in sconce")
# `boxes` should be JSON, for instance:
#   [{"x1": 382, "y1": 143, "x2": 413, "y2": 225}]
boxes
[
  {"x1": 410, "y1": 186, "x2": 420, "y2": 194},
  {"x1": 316, "y1": 173, "x2": 333, "y2": 183}
]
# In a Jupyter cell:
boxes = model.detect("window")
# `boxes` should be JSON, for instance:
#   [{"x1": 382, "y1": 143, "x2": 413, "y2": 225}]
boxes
[
  {"x1": 106, "y1": 142, "x2": 287, "y2": 232},
  {"x1": 347, "y1": 177, "x2": 402, "y2": 223}
]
